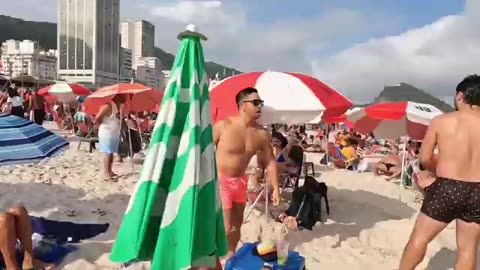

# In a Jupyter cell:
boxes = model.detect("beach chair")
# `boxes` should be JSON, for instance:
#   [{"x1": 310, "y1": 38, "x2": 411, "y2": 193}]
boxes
[
  {"x1": 283, "y1": 145, "x2": 312, "y2": 190},
  {"x1": 75, "y1": 116, "x2": 98, "y2": 153},
  {"x1": 327, "y1": 143, "x2": 358, "y2": 170},
  {"x1": 403, "y1": 158, "x2": 420, "y2": 188}
]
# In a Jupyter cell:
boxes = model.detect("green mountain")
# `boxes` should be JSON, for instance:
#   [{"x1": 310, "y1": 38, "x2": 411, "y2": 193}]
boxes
[
  {"x1": 371, "y1": 83, "x2": 454, "y2": 112},
  {"x1": 0, "y1": 15, "x2": 241, "y2": 78}
]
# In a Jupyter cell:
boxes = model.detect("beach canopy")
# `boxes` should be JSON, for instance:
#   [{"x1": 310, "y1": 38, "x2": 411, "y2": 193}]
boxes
[
  {"x1": 209, "y1": 71, "x2": 352, "y2": 124},
  {"x1": 110, "y1": 25, "x2": 227, "y2": 269},
  {"x1": 347, "y1": 101, "x2": 443, "y2": 140},
  {"x1": 82, "y1": 83, "x2": 163, "y2": 115},
  {"x1": 0, "y1": 113, "x2": 69, "y2": 166},
  {"x1": 38, "y1": 83, "x2": 91, "y2": 103}
]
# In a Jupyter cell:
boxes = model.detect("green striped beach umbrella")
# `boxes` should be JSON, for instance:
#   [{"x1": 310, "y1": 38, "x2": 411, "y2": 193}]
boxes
[{"x1": 110, "y1": 25, "x2": 227, "y2": 269}]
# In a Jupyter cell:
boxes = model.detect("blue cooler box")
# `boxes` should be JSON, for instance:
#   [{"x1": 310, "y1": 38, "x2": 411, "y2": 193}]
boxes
[{"x1": 225, "y1": 242, "x2": 305, "y2": 270}]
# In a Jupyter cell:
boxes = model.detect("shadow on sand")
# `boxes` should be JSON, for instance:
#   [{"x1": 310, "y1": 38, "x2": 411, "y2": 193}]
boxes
[
  {"x1": 286, "y1": 187, "x2": 417, "y2": 249},
  {"x1": 0, "y1": 181, "x2": 131, "y2": 264}
]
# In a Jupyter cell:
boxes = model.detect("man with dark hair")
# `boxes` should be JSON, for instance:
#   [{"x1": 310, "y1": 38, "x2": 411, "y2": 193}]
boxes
[
  {"x1": 213, "y1": 87, "x2": 280, "y2": 260},
  {"x1": 400, "y1": 75, "x2": 480, "y2": 270}
]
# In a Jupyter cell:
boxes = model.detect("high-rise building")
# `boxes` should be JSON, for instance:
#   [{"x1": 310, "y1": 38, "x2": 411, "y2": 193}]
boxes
[
  {"x1": 120, "y1": 20, "x2": 155, "y2": 69},
  {"x1": 119, "y1": 47, "x2": 133, "y2": 82},
  {"x1": 57, "y1": 0, "x2": 120, "y2": 88}
]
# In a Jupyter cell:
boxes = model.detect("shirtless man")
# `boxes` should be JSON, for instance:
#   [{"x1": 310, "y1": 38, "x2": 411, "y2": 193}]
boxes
[
  {"x1": 399, "y1": 75, "x2": 480, "y2": 270},
  {"x1": 28, "y1": 90, "x2": 46, "y2": 125},
  {"x1": 214, "y1": 87, "x2": 280, "y2": 259}
]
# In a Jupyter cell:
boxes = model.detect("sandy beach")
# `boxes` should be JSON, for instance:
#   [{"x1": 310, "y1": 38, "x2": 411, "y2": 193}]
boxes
[{"x1": 0, "y1": 142, "x2": 459, "y2": 269}]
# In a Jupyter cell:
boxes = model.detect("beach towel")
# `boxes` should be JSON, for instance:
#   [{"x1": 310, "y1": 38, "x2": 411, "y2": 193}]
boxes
[
  {"x1": 0, "y1": 236, "x2": 77, "y2": 269},
  {"x1": 31, "y1": 216, "x2": 109, "y2": 244}
]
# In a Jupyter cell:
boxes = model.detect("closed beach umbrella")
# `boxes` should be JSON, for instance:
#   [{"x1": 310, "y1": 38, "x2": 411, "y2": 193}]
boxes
[
  {"x1": 209, "y1": 71, "x2": 352, "y2": 124},
  {"x1": 110, "y1": 25, "x2": 227, "y2": 269},
  {"x1": 38, "y1": 83, "x2": 91, "y2": 103},
  {"x1": 0, "y1": 113, "x2": 69, "y2": 166}
]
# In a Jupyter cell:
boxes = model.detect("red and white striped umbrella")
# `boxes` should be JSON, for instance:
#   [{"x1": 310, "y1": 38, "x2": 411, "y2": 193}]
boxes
[
  {"x1": 348, "y1": 101, "x2": 443, "y2": 140},
  {"x1": 38, "y1": 83, "x2": 91, "y2": 103},
  {"x1": 209, "y1": 71, "x2": 352, "y2": 124}
]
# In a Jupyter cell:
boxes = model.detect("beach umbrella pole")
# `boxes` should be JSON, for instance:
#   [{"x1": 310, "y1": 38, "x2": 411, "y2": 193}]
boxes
[{"x1": 399, "y1": 136, "x2": 408, "y2": 200}]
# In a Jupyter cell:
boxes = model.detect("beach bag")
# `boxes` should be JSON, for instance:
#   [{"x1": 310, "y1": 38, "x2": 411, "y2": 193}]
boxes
[
  {"x1": 285, "y1": 178, "x2": 330, "y2": 230},
  {"x1": 118, "y1": 121, "x2": 142, "y2": 158}
]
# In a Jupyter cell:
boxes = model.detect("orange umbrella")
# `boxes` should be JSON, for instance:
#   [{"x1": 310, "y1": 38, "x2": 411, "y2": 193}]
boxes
[{"x1": 83, "y1": 83, "x2": 163, "y2": 115}]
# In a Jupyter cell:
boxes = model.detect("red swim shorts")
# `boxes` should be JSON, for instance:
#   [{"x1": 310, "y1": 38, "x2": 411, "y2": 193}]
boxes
[{"x1": 218, "y1": 173, "x2": 248, "y2": 209}]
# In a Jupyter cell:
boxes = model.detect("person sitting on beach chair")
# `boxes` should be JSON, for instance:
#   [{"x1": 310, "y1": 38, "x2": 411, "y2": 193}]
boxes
[
  {"x1": 0, "y1": 205, "x2": 54, "y2": 270},
  {"x1": 327, "y1": 139, "x2": 359, "y2": 170},
  {"x1": 373, "y1": 146, "x2": 402, "y2": 180}
]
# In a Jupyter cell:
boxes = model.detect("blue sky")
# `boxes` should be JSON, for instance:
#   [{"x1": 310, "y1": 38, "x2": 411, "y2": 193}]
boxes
[{"x1": 1, "y1": 0, "x2": 478, "y2": 102}]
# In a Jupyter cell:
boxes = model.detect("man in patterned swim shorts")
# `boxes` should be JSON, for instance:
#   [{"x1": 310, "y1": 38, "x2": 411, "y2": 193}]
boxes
[{"x1": 400, "y1": 75, "x2": 480, "y2": 270}]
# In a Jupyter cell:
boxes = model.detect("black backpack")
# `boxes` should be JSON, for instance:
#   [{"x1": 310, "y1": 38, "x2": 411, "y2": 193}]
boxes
[
  {"x1": 118, "y1": 120, "x2": 142, "y2": 158},
  {"x1": 286, "y1": 177, "x2": 330, "y2": 230}
]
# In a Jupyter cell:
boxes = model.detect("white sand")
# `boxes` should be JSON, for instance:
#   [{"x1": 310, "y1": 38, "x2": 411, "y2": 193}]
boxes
[{"x1": 0, "y1": 145, "x2": 459, "y2": 269}]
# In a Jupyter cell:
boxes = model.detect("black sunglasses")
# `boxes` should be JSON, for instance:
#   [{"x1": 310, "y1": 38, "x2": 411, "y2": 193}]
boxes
[{"x1": 243, "y1": 99, "x2": 264, "y2": 107}]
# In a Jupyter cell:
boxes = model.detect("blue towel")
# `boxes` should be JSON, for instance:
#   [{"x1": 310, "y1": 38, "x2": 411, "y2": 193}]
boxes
[
  {"x1": 0, "y1": 241, "x2": 77, "y2": 268},
  {"x1": 31, "y1": 216, "x2": 109, "y2": 244},
  {"x1": 225, "y1": 243, "x2": 305, "y2": 270}
]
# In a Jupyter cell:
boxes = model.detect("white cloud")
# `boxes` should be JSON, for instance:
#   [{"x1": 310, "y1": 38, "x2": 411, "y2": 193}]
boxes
[
  {"x1": 312, "y1": 0, "x2": 480, "y2": 102},
  {"x1": 146, "y1": 2, "x2": 400, "y2": 74},
  {"x1": 151, "y1": 0, "x2": 241, "y2": 30}
]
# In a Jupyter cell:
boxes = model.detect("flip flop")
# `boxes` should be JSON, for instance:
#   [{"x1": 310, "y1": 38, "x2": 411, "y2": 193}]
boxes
[
  {"x1": 103, "y1": 176, "x2": 119, "y2": 182},
  {"x1": 92, "y1": 208, "x2": 107, "y2": 216},
  {"x1": 64, "y1": 210, "x2": 77, "y2": 217}
]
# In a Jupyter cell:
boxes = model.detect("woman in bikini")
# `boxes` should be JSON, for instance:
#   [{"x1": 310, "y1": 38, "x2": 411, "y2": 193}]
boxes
[{"x1": 373, "y1": 146, "x2": 402, "y2": 180}]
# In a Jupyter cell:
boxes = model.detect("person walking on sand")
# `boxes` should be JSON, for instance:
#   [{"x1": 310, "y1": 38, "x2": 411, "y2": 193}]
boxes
[
  {"x1": 95, "y1": 94, "x2": 127, "y2": 181},
  {"x1": 399, "y1": 75, "x2": 480, "y2": 270},
  {"x1": 213, "y1": 87, "x2": 281, "y2": 260}
]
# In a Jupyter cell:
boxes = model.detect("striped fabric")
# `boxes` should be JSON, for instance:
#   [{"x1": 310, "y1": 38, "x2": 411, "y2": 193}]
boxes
[
  {"x1": 0, "y1": 113, "x2": 69, "y2": 166},
  {"x1": 110, "y1": 34, "x2": 227, "y2": 269}
]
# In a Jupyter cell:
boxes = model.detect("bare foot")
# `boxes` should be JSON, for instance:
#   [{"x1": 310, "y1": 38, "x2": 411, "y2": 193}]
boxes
[
  {"x1": 23, "y1": 258, "x2": 55, "y2": 270},
  {"x1": 103, "y1": 173, "x2": 118, "y2": 182}
]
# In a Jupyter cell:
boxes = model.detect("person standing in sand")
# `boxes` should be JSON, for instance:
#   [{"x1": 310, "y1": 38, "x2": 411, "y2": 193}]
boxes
[
  {"x1": 95, "y1": 94, "x2": 127, "y2": 181},
  {"x1": 28, "y1": 90, "x2": 46, "y2": 126},
  {"x1": 399, "y1": 75, "x2": 480, "y2": 270},
  {"x1": 213, "y1": 87, "x2": 281, "y2": 260}
]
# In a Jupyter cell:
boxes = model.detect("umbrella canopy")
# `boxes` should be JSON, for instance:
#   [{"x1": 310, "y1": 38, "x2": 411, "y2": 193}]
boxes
[
  {"x1": 110, "y1": 25, "x2": 227, "y2": 269},
  {"x1": 38, "y1": 83, "x2": 91, "y2": 103},
  {"x1": 347, "y1": 101, "x2": 443, "y2": 140},
  {"x1": 209, "y1": 71, "x2": 352, "y2": 124},
  {"x1": 82, "y1": 83, "x2": 163, "y2": 115},
  {"x1": 0, "y1": 113, "x2": 69, "y2": 166},
  {"x1": 309, "y1": 107, "x2": 361, "y2": 126}
]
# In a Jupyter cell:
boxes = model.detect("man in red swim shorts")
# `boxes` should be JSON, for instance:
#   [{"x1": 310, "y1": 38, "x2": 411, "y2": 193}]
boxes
[{"x1": 213, "y1": 87, "x2": 280, "y2": 260}]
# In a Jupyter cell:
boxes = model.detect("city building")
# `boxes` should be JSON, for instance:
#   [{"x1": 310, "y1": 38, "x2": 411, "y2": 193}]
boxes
[
  {"x1": 57, "y1": 0, "x2": 120, "y2": 88},
  {"x1": 134, "y1": 56, "x2": 164, "y2": 88},
  {"x1": 162, "y1": 70, "x2": 171, "y2": 86},
  {"x1": 0, "y1": 39, "x2": 57, "y2": 80},
  {"x1": 121, "y1": 20, "x2": 155, "y2": 69},
  {"x1": 119, "y1": 47, "x2": 133, "y2": 82}
]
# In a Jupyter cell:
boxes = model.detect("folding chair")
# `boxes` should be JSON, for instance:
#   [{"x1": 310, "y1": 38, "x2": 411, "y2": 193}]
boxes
[{"x1": 76, "y1": 117, "x2": 98, "y2": 153}]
